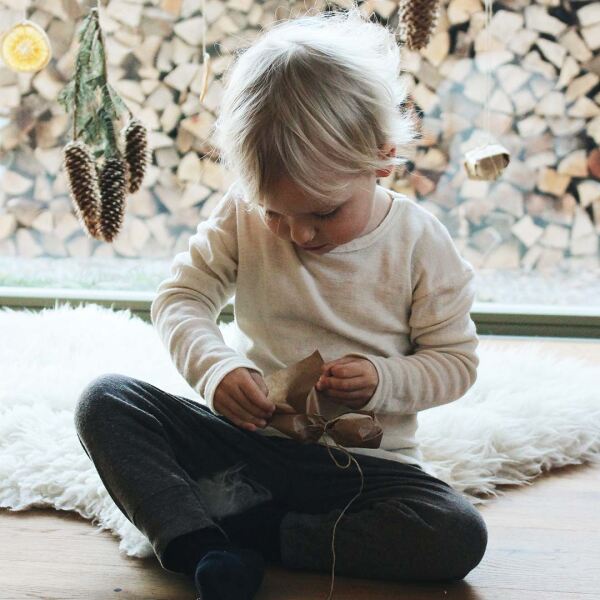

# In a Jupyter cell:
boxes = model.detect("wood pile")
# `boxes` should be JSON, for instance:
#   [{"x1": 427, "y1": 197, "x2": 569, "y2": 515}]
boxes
[
  {"x1": 392, "y1": 0, "x2": 600, "y2": 271},
  {"x1": 0, "y1": 0, "x2": 598, "y2": 272}
]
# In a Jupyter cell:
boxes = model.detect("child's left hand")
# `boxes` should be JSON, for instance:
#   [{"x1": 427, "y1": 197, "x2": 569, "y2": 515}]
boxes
[{"x1": 315, "y1": 356, "x2": 378, "y2": 410}]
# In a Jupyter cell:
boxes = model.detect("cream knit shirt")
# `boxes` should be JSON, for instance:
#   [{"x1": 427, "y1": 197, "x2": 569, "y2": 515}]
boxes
[{"x1": 151, "y1": 180, "x2": 479, "y2": 475}]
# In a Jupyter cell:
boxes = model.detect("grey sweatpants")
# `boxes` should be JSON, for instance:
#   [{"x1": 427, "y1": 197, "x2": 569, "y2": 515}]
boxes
[{"x1": 74, "y1": 372, "x2": 488, "y2": 582}]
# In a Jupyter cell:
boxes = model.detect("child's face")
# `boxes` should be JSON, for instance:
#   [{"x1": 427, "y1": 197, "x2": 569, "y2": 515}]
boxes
[{"x1": 257, "y1": 173, "x2": 381, "y2": 254}]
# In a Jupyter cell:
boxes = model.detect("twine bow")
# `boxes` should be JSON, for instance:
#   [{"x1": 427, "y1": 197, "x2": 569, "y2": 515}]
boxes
[{"x1": 263, "y1": 349, "x2": 383, "y2": 449}]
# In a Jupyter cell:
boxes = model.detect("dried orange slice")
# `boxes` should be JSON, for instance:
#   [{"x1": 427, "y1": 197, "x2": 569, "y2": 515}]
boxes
[{"x1": 0, "y1": 20, "x2": 52, "y2": 73}]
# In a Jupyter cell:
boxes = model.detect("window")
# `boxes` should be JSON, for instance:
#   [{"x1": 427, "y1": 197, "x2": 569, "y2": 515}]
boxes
[{"x1": 0, "y1": 1, "x2": 598, "y2": 331}]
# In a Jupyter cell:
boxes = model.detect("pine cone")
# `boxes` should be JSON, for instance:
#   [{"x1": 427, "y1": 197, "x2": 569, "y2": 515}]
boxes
[
  {"x1": 122, "y1": 117, "x2": 149, "y2": 194},
  {"x1": 98, "y1": 156, "x2": 127, "y2": 243},
  {"x1": 398, "y1": 0, "x2": 441, "y2": 51},
  {"x1": 63, "y1": 140, "x2": 103, "y2": 240}
]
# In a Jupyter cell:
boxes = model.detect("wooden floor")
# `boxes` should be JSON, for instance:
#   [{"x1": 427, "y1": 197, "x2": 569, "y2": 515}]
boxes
[{"x1": 1, "y1": 335, "x2": 599, "y2": 600}]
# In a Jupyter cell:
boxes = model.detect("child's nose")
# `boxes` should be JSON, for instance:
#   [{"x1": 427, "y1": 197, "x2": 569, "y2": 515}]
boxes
[{"x1": 289, "y1": 221, "x2": 316, "y2": 246}]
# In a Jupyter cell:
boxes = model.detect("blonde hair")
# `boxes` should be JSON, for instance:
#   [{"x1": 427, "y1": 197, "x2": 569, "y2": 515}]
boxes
[{"x1": 213, "y1": 2, "x2": 418, "y2": 208}]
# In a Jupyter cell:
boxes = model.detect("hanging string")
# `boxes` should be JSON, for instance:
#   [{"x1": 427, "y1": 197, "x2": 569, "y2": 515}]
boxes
[
  {"x1": 202, "y1": 0, "x2": 207, "y2": 57},
  {"x1": 306, "y1": 413, "x2": 367, "y2": 600},
  {"x1": 323, "y1": 447, "x2": 363, "y2": 600},
  {"x1": 199, "y1": 0, "x2": 211, "y2": 102},
  {"x1": 483, "y1": 0, "x2": 493, "y2": 143}
]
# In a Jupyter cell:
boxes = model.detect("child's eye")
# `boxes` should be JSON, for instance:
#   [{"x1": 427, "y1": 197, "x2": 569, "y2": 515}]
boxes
[
  {"x1": 264, "y1": 208, "x2": 339, "y2": 220},
  {"x1": 316, "y1": 208, "x2": 339, "y2": 220}
]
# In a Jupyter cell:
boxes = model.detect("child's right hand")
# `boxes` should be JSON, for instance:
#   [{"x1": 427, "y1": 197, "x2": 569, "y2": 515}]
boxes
[{"x1": 213, "y1": 367, "x2": 276, "y2": 432}]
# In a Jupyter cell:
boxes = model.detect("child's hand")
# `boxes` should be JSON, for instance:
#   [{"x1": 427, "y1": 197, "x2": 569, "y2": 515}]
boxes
[
  {"x1": 315, "y1": 356, "x2": 379, "y2": 410},
  {"x1": 214, "y1": 368, "x2": 275, "y2": 432}
]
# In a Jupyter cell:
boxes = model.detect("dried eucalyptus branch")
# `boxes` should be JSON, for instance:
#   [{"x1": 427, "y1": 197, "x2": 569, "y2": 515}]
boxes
[{"x1": 58, "y1": 7, "x2": 131, "y2": 160}]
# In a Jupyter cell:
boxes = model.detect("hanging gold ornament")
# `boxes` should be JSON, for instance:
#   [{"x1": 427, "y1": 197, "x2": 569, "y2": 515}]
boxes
[
  {"x1": 0, "y1": 20, "x2": 52, "y2": 73},
  {"x1": 463, "y1": 144, "x2": 510, "y2": 181}
]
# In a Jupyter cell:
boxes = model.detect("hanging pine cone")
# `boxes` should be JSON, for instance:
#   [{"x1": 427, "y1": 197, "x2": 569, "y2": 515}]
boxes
[
  {"x1": 63, "y1": 140, "x2": 103, "y2": 240},
  {"x1": 98, "y1": 156, "x2": 127, "y2": 243},
  {"x1": 122, "y1": 117, "x2": 149, "y2": 194},
  {"x1": 398, "y1": 0, "x2": 441, "y2": 51}
]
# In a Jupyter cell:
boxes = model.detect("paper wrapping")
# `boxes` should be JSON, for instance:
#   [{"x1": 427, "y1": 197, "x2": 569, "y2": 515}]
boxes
[
  {"x1": 263, "y1": 350, "x2": 383, "y2": 449},
  {"x1": 463, "y1": 143, "x2": 511, "y2": 181}
]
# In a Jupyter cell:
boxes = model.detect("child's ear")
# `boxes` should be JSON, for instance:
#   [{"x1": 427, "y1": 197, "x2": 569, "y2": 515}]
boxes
[
  {"x1": 378, "y1": 143, "x2": 396, "y2": 157},
  {"x1": 376, "y1": 144, "x2": 396, "y2": 177}
]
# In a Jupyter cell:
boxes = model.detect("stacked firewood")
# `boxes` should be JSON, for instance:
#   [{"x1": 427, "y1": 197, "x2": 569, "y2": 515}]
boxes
[
  {"x1": 0, "y1": 0, "x2": 598, "y2": 272},
  {"x1": 395, "y1": 0, "x2": 600, "y2": 271}
]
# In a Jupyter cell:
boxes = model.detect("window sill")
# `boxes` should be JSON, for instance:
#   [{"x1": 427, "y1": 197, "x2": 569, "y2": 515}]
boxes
[{"x1": 1, "y1": 286, "x2": 599, "y2": 338}]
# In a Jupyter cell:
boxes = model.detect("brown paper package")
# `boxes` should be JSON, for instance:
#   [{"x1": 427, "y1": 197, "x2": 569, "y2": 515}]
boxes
[{"x1": 263, "y1": 350, "x2": 383, "y2": 449}]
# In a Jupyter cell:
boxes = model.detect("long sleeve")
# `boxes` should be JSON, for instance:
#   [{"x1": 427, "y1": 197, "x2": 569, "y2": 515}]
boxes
[
  {"x1": 347, "y1": 212, "x2": 479, "y2": 415},
  {"x1": 150, "y1": 183, "x2": 263, "y2": 415}
]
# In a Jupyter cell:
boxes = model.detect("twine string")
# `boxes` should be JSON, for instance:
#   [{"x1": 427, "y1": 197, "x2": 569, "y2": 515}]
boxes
[
  {"x1": 197, "y1": 0, "x2": 211, "y2": 102},
  {"x1": 302, "y1": 412, "x2": 367, "y2": 600},
  {"x1": 202, "y1": 0, "x2": 207, "y2": 61},
  {"x1": 483, "y1": 0, "x2": 493, "y2": 144}
]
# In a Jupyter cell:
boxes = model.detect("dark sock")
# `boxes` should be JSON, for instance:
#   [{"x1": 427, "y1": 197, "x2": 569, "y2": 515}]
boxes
[
  {"x1": 164, "y1": 525, "x2": 266, "y2": 599},
  {"x1": 217, "y1": 500, "x2": 288, "y2": 563},
  {"x1": 164, "y1": 526, "x2": 234, "y2": 577},
  {"x1": 194, "y1": 547, "x2": 265, "y2": 600}
]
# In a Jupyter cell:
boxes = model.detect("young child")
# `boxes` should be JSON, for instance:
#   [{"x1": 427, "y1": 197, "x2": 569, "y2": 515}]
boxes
[{"x1": 74, "y1": 4, "x2": 488, "y2": 599}]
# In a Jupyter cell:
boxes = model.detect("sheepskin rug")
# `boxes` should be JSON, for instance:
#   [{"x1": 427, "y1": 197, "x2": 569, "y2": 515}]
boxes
[{"x1": 1, "y1": 303, "x2": 599, "y2": 560}]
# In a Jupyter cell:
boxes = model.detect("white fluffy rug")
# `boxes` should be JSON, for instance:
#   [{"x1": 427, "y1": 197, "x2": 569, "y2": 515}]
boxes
[{"x1": 1, "y1": 303, "x2": 599, "y2": 560}]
